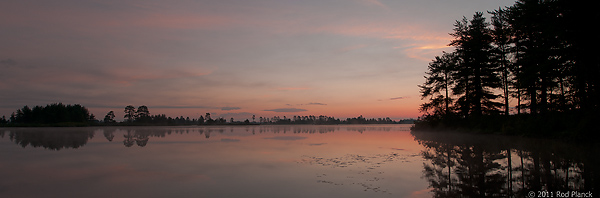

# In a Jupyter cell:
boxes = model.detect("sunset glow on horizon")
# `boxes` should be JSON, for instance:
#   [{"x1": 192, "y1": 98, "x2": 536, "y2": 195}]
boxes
[{"x1": 0, "y1": 0, "x2": 517, "y2": 121}]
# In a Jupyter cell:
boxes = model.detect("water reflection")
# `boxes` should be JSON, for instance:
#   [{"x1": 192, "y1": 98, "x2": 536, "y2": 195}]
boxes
[
  {"x1": 412, "y1": 131, "x2": 599, "y2": 197},
  {"x1": 2, "y1": 125, "x2": 411, "y2": 150},
  {"x1": 0, "y1": 125, "x2": 422, "y2": 198},
  {"x1": 6, "y1": 128, "x2": 95, "y2": 150}
]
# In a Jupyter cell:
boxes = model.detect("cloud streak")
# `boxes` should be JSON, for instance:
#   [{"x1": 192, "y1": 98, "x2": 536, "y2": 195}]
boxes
[
  {"x1": 390, "y1": 97, "x2": 408, "y2": 100},
  {"x1": 0, "y1": 59, "x2": 17, "y2": 66},
  {"x1": 263, "y1": 108, "x2": 308, "y2": 113},
  {"x1": 361, "y1": 0, "x2": 388, "y2": 9},
  {"x1": 221, "y1": 107, "x2": 241, "y2": 111},
  {"x1": 276, "y1": 87, "x2": 311, "y2": 91},
  {"x1": 287, "y1": 102, "x2": 327, "y2": 106},
  {"x1": 150, "y1": 105, "x2": 213, "y2": 109}
]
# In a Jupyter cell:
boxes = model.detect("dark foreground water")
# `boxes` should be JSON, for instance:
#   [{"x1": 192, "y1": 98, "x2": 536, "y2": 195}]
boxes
[{"x1": 0, "y1": 125, "x2": 597, "y2": 198}]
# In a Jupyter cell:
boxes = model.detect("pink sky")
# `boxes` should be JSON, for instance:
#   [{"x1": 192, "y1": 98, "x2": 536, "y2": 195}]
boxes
[{"x1": 0, "y1": 0, "x2": 516, "y2": 121}]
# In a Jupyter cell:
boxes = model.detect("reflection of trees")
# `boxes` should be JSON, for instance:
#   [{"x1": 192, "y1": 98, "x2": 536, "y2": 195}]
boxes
[
  {"x1": 4, "y1": 126, "x2": 417, "y2": 149},
  {"x1": 204, "y1": 129, "x2": 211, "y2": 138},
  {"x1": 8, "y1": 129, "x2": 94, "y2": 150},
  {"x1": 420, "y1": 140, "x2": 505, "y2": 197},
  {"x1": 110, "y1": 126, "x2": 405, "y2": 145},
  {"x1": 422, "y1": 141, "x2": 459, "y2": 197},
  {"x1": 115, "y1": 127, "x2": 229, "y2": 146},
  {"x1": 123, "y1": 130, "x2": 135, "y2": 147},
  {"x1": 413, "y1": 131, "x2": 599, "y2": 197},
  {"x1": 135, "y1": 133, "x2": 149, "y2": 147},
  {"x1": 454, "y1": 145, "x2": 505, "y2": 197},
  {"x1": 103, "y1": 130, "x2": 115, "y2": 141},
  {"x1": 255, "y1": 126, "x2": 339, "y2": 134},
  {"x1": 122, "y1": 130, "x2": 151, "y2": 147}
]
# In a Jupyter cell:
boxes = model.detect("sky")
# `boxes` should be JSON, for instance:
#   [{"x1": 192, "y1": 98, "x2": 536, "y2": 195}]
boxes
[{"x1": 0, "y1": 0, "x2": 516, "y2": 121}]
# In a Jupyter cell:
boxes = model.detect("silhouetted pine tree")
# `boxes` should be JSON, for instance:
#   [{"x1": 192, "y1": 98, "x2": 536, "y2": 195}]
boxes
[
  {"x1": 449, "y1": 12, "x2": 502, "y2": 117},
  {"x1": 490, "y1": 8, "x2": 514, "y2": 115},
  {"x1": 419, "y1": 51, "x2": 457, "y2": 116}
]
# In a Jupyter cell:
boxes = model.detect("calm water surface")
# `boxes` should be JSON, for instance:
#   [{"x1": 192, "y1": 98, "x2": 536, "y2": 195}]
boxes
[{"x1": 0, "y1": 125, "x2": 597, "y2": 198}]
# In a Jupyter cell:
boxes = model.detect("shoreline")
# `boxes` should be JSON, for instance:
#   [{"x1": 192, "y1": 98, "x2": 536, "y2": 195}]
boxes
[{"x1": 410, "y1": 111, "x2": 600, "y2": 143}]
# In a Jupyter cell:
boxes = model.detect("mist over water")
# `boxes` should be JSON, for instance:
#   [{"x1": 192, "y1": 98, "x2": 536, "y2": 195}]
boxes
[{"x1": 0, "y1": 125, "x2": 596, "y2": 197}]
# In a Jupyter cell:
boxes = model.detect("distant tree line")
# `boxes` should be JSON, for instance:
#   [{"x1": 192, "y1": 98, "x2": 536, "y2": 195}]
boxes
[
  {"x1": 0, "y1": 103, "x2": 415, "y2": 127},
  {"x1": 257, "y1": 115, "x2": 414, "y2": 125},
  {"x1": 104, "y1": 105, "x2": 210, "y2": 126},
  {"x1": 416, "y1": 0, "x2": 600, "y2": 137},
  {"x1": 104, "y1": 105, "x2": 414, "y2": 125},
  {"x1": 0, "y1": 103, "x2": 414, "y2": 126},
  {"x1": 2, "y1": 103, "x2": 95, "y2": 126}
]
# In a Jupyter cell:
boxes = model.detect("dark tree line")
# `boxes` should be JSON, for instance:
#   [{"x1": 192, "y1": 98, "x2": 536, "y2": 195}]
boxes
[
  {"x1": 6, "y1": 103, "x2": 95, "y2": 125},
  {"x1": 2, "y1": 103, "x2": 414, "y2": 126},
  {"x1": 104, "y1": 106, "x2": 414, "y2": 125},
  {"x1": 417, "y1": 0, "x2": 600, "y2": 136},
  {"x1": 256, "y1": 115, "x2": 413, "y2": 125},
  {"x1": 108, "y1": 105, "x2": 206, "y2": 126}
]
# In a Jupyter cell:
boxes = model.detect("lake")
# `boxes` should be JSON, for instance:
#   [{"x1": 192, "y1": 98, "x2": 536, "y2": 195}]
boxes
[{"x1": 0, "y1": 125, "x2": 597, "y2": 198}]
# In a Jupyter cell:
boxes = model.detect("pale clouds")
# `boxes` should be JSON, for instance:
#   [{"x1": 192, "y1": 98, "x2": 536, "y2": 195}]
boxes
[{"x1": 0, "y1": 0, "x2": 517, "y2": 120}]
